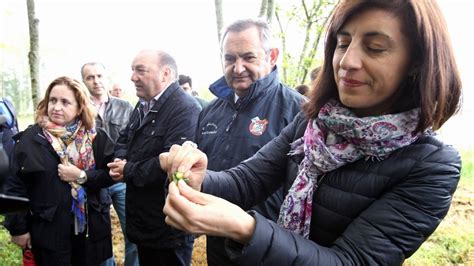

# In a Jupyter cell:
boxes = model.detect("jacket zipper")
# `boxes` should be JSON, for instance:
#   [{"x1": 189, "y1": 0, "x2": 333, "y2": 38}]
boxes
[{"x1": 225, "y1": 99, "x2": 244, "y2": 132}]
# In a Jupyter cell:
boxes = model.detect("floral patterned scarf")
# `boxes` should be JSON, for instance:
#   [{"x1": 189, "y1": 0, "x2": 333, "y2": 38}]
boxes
[
  {"x1": 42, "y1": 117, "x2": 96, "y2": 234},
  {"x1": 277, "y1": 100, "x2": 422, "y2": 238}
]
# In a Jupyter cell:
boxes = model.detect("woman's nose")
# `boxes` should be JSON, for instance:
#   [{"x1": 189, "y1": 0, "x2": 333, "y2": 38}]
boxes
[{"x1": 339, "y1": 44, "x2": 363, "y2": 70}]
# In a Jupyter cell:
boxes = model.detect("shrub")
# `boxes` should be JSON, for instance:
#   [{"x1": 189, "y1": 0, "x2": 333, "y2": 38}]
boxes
[{"x1": 0, "y1": 216, "x2": 22, "y2": 265}]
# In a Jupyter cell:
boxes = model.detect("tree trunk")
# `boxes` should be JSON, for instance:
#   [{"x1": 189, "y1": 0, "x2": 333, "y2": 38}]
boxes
[
  {"x1": 214, "y1": 0, "x2": 224, "y2": 43},
  {"x1": 259, "y1": 0, "x2": 268, "y2": 18},
  {"x1": 266, "y1": 0, "x2": 275, "y2": 24},
  {"x1": 27, "y1": 0, "x2": 40, "y2": 108}
]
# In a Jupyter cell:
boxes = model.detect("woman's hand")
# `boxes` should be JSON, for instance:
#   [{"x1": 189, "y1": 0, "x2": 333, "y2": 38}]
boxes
[
  {"x1": 159, "y1": 141, "x2": 208, "y2": 191},
  {"x1": 58, "y1": 163, "x2": 81, "y2": 183},
  {"x1": 11, "y1": 233, "x2": 31, "y2": 249},
  {"x1": 163, "y1": 180, "x2": 256, "y2": 244}
]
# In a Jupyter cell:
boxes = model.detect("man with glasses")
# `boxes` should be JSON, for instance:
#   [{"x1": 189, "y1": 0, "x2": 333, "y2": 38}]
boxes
[
  {"x1": 196, "y1": 18, "x2": 304, "y2": 266},
  {"x1": 108, "y1": 50, "x2": 200, "y2": 266}
]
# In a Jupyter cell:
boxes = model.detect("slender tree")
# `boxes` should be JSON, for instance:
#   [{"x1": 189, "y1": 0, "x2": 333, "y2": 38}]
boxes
[
  {"x1": 275, "y1": 6, "x2": 293, "y2": 83},
  {"x1": 266, "y1": 0, "x2": 275, "y2": 23},
  {"x1": 214, "y1": 0, "x2": 224, "y2": 43},
  {"x1": 259, "y1": 0, "x2": 275, "y2": 24},
  {"x1": 259, "y1": 0, "x2": 268, "y2": 18},
  {"x1": 27, "y1": 0, "x2": 40, "y2": 107}
]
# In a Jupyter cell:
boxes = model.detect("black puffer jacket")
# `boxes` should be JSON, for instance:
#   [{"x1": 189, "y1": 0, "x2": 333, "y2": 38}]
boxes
[{"x1": 203, "y1": 112, "x2": 461, "y2": 265}]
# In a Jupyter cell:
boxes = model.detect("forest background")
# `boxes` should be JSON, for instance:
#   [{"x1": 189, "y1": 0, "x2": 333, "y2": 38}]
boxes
[{"x1": 0, "y1": 0, "x2": 473, "y2": 265}]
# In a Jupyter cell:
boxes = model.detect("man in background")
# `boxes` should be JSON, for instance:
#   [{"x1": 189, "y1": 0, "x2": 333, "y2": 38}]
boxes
[
  {"x1": 196, "y1": 18, "x2": 304, "y2": 266},
  {"x1": 178, "y1": 74, "x2": 208, "y2": 109},
  {"x1": 109, "y1": 83, "x2": 125, "y2": 98},
  {"x1": 81, "y1": 62, "x2": 137, "y2": 266},
  {"x1": 295, "y1": 84, "x2": 310, "y2": 96},
  {"x1": 108, "y1": 50, "x2": 200, "y2": 265}
]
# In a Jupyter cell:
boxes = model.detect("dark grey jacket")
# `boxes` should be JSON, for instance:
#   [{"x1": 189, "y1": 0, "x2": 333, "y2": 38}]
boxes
[
  {"x1": 96, "y1": 96, "x2": 133, "y2": 142},
  {"x1": 203, "y1": 112, "x2": 461, "y2": 265}
]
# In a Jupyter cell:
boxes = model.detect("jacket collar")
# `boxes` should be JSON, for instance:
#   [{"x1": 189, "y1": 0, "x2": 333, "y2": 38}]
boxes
[
  {"x1": 135, "y1": 81, "x2": 180, "y2": 128},
  {"x1": 209, "y1": 66, "x2": 281, "y2": 104}
]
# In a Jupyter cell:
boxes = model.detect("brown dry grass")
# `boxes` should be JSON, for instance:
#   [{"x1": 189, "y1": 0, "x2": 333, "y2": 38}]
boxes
[{"x1": 110, "y1": 206, "x2": 125, "y2": 266}]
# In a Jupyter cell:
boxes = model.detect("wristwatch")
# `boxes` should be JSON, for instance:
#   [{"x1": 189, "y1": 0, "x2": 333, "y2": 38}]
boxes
[{"x1": 77, "y1": 170, "x2": 88, "y2": 185}]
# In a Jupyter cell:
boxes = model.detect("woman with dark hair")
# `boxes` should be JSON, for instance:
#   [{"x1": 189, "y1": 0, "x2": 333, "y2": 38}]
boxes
[
  {"x1": 4, "y1": 76, "x2": 116, "y2": 265},
  {"x1": 160, "y1": 0, "x2": 462, "y2": 265}
]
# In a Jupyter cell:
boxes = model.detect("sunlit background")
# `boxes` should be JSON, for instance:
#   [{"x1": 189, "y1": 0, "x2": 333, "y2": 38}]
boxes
[{"x1": 0, "y1": 0, "x2": 472, "y2": 149}]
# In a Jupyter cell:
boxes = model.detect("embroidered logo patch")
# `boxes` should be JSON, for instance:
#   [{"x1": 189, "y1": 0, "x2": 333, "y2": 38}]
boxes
[
  {"x1": 201, "y1": 122, "x2": 218, "y2": 135},
  {"x1": 249, "y1": 117, "x2": 268, "y2": 136}
]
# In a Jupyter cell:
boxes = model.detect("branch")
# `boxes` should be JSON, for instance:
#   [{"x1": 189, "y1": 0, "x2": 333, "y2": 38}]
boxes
[{"x1": 275, "y1": 9, "x2": 288, "y2": 84}]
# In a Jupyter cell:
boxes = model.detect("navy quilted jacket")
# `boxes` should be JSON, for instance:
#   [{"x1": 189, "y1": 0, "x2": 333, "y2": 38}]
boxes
[{"x1": 203, "y1": 112, "x2": 461, "y2": 265}]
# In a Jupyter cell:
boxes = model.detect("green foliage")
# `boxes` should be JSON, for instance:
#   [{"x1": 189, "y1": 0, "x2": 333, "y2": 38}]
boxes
[
  {"x1": 405, "y1": 220, "x2": 474, "y2": 265},
  {"x1": 275, "y1": 0, "x2": 338, "y2": 87},
  {"x1": 0, "y1": 216, "x2": 22, "y2": 265},
  {"x1": 460, "y1": 149, "x2": 474, "y2": 187},
  {"x1": 1, "y1": 69, "x2": 34, "y2": 116}
]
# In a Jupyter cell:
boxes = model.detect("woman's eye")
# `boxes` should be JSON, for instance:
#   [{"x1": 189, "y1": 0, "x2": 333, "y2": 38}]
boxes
[
  {"x1": 368, "y1": 47, "x2": 386, "y2": 53},
  {"x1": 336, "y1": 43, "x2": 349, "y2": 50}
]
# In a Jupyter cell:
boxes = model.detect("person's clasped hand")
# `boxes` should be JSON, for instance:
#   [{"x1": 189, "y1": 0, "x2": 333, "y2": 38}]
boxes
[
  {"x1": 160, "y1": 141, "x2": 256, "y2": 244},
  {"x1": 58, "y1": 163, "x2": 81, "y2": 182},
  {"x1": 107, "y1": 158, "x2": 127, "y2": 182}
]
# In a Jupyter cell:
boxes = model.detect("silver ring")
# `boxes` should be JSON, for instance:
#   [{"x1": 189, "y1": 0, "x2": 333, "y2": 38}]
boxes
[{"x1": 183, "y1": 140, "x2": 198, "y2": 149}]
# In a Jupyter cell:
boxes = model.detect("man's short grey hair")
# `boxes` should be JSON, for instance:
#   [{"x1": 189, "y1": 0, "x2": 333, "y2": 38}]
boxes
[
  {"x1": 220, "y1": 18, "x2": 275, "y2": 52},
  {"x1": 157, "y1": 51, "x2": 178, "y2": 80}
]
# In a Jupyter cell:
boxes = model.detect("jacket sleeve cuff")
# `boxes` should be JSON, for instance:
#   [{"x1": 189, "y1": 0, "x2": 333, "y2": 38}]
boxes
[
  {"x1": 225, "y1": 210, "x2": 273, "y2": 264},
  {"x1": 4, "y1": 213, "x2": 29, "y2": 236},
  {"x1": 123, "y1": 161, "x2": 133, "y2": 183}
]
